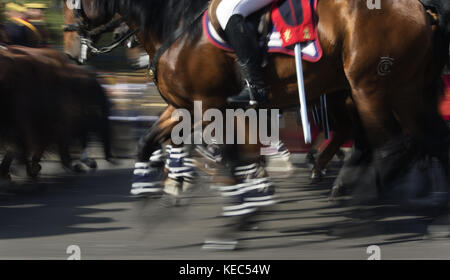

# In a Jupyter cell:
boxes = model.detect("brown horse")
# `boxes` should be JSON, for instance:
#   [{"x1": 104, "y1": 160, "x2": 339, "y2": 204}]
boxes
[
  {"x1": 0, "y1": 46, "x2": 111, "y2": 180},
  {"x1": 64, "y1": 0, "x2": 450, "y2": 224},
  {"x1": 6, "y1": 44, "x2": 70, "y2": 65}
]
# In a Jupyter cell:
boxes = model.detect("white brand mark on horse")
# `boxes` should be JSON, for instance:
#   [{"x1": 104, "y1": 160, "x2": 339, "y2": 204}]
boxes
[{"x1": 378, "y1": 57, "x2": 394, "y2": 76}]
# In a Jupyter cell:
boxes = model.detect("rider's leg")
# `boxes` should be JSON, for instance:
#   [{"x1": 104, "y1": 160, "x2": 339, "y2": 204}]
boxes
[{"x1": 217, "y1": 0, "x2": 274, "y2": 106}]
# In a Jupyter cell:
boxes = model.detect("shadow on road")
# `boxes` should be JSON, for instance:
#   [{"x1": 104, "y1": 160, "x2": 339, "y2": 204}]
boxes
[{"x1": 0, "y1": 168, "x2": 133, "y2": 239}]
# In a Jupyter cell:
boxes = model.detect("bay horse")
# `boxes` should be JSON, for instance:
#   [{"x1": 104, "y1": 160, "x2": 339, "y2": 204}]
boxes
[{"x1": 64, "y1": 0, "x2": 450, "y2": 245}]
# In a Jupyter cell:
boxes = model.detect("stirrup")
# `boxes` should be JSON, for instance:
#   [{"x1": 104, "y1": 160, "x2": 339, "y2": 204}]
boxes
[{"x1": 227, "y1": 82, "x2": 268, "y2": 107}]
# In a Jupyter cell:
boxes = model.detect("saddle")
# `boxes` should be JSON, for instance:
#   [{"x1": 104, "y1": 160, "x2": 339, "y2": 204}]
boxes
[{"x1": 206, "y1": 0, "x2": 322, "y2": 62}]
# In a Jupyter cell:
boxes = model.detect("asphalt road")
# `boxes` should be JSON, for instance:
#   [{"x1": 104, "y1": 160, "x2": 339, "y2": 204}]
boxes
[{"x1": 0, "y1": 155, "x2": 449, "y2": 260}]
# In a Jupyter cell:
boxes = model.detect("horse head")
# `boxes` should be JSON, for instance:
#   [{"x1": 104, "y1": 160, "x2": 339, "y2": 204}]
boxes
[{"x1": 63, "y1": 0, "x2": 119, "y2": 63}]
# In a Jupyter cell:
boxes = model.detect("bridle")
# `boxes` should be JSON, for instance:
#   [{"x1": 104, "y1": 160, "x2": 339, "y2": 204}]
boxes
[
  {"x1": 63, "y1": 0, "x2": 209, "y2": 92},
  {"x1": 63, "y1": 1, "x2": 139, "y2": 64}
]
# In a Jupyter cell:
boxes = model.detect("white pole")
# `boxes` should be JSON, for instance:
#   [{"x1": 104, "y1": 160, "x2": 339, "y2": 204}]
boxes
[{"x1": 294, "y1": 43, "x2": 311, "y2": 144}]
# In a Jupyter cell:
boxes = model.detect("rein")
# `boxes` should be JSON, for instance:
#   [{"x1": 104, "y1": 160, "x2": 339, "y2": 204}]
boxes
[
  {"x1": 81, "y1": 27, "x2": 140, "y2": 55},
  {"x1": 64, "y1": 1, "x2": 208, "y2": 95},
  {"x1": 64, "y1": 4, "x2": 140, "y2": 63},
  {"x1": 63, "y1": 17, "x2": 124, "y2": 38}
]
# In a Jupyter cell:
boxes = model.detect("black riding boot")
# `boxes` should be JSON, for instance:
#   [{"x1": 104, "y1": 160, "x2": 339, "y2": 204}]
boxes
[{"x1": 224, "y1": 15, "x2": 269, "y2": 107}]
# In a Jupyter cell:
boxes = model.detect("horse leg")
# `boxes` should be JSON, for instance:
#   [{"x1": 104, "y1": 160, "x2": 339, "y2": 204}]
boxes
[
  {"x1": 0, "y1": 151, "x2": 14, "y2": 180},
  {"x1": 330, "y1": 110, "x2": 372, "y2": 199},
  {"x1": 326, "y1": 64, "x2": 404, "y2": 199},
  {"x1": 26, "y1": 154, "x2": 43, "y2": 179},
  {"x1": 58, "y1": 140, "x2": 75, "y2": 172},
  {"x1": 264, "y1": 140, "x2": 294, "y2": 178},
  {"x1": 204, "y1": 115, "x2": 276, "y2": 249},
  {"x1": 131, "y1": 105, "x2": 176, "y2": 196},
  {"x1": 311, "y1": 130, "x2": 350, "y2": 182},
  {"x1": 161, "y1": 119, "x2": 217, "y2": 206},
  {"x1": 306, "y1": 132, "x2": 325, "y2": 169},
  {"x1": 136, "y1": 105, "x2": 176, "y2": 162},
  {"x1": 160, "y1": 143, "x2": 198, "y2": 206},
  {"x1": 389, "y1": 84, "x2": 450, "y2": 210},
  {"x1": 79, "y1": 131, "x2": 97, "y2": 170},
  {"x1": 312, "y1": 94, "x2": 353, "y2": 182}
]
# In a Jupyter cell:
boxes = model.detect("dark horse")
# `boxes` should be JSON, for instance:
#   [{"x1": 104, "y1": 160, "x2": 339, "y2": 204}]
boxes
[
  {"x1": 0, "y1": 46, "x2": 112, "y2": 180},
  {"x1": 0, "y1": 17, "x2": 109, "y2": 171},
  {"x1": 64, "y1": 0, "x2": 450, "y2": 234}
]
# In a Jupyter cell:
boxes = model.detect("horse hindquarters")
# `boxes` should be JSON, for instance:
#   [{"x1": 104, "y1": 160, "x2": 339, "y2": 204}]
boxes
[{"x1": 340, "y1": 1, "x2": 449, "y2": 206}]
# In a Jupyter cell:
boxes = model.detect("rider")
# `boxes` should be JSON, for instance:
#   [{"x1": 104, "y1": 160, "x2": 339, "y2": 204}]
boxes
[
  {"x1": 4, "y1": 2, "x2": 41, "y2": 47},
  {"x1": 24, "y1": 3, "x2": 50, "y2": 47},
  {"x1": 217, "y1": 0, "x2": 275, "y2": 107}
]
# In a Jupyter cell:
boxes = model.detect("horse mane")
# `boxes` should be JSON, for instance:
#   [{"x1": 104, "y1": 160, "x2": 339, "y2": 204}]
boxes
[{"x1": 101, "y1": 0, "x2": 209, "y2": 42}]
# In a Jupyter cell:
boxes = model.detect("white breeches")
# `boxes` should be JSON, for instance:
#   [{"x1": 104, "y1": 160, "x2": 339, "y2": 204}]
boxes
[{"x1": 216, "y1": 0, "x2": 274, "y2": 30}]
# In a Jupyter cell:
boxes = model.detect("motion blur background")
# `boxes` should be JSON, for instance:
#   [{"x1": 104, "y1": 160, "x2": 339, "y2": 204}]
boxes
[
  {"x1": 0, "y1": 0, "x2": 449, "y2": 260},
  {"x1": 1, "y1": 0, "x2": 168, "y2": 159},
  {"x1": 1, "y1": 0, "x2": 449, "y2": 158}
]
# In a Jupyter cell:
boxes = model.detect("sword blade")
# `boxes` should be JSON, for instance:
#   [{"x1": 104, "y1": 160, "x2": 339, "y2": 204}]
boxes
[{"x1": 294, "y1": 44, "x2": 312, "y2": 144}]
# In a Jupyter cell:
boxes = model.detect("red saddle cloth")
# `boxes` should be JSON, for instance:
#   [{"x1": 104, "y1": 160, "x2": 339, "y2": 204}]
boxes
[
  {"x1": 271, "y1": 0, "x2": 318, "y2": 47},
  {"x1": 440, "y1": 75, "x2": 450, "y2": 121}
]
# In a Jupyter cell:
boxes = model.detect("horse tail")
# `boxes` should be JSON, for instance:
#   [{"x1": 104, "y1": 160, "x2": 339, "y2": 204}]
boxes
[
  {"x1": 411, "y1": 2, "x2": 450, "y2": 211},
  {"x1": 422, "y1": 6, "x2": 450, "y2": 168},
  {"x1": 428, "y1": 22, "x2": 448, "y2": 110}
]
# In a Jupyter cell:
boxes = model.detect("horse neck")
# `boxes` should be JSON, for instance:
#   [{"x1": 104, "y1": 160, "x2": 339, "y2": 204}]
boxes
[
  {"x1": 117, "y1": 0, "x2": 207, "y2": 62},
  {"x1": 123, "y1": 19, "x2": 160, "y2": 60}
]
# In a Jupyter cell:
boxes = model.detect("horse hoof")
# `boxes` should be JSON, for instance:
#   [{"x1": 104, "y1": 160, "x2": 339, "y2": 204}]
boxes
[
  {"x1": 159, "y1": 193, "x2": 181, "y2": 208},
  {"x1": 106, "y1": 158, "x2": 119, "y2": 166},
  {"x1": 310, "y1": 171, "x2": 323, "y2": 183},
  {"x1": 81, "y1": 158, "x2": 97, "y2": 169},
  {"x1": 265, "y1": 158, "x2": 294, "y2": 178},
  {"x1": 336, "y1": 150, "x2": 346, "y2": 162},
  {"x1": 131, "y1": 162, "x2": 166, "y2": 196},
  {"x1": 0, "y1": 177, "x2": 12, "y2": 190},
  {"x1": 72, "y1": 163, "x2": 86, "y2": 173},
  {"x1": 305, "y1": 152, "x2": 316, "y2": 169},
  {"x1": 27, "y1": 163, "x2": 42, "y2": 178},
  {"x1": 0, "y1": 173, "x2": 12, "y2": 181},
  {"x1": 329, "y1": 186, "x2": 341, "y2": 201}
]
